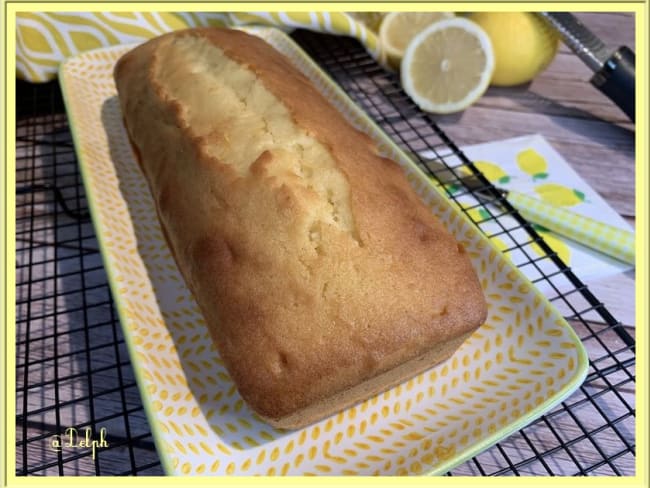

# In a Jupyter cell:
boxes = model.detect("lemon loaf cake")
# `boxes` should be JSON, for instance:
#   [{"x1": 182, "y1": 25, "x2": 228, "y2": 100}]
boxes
[{"x1": 114, "y1": 27, "x2": 487, "y2": 429}]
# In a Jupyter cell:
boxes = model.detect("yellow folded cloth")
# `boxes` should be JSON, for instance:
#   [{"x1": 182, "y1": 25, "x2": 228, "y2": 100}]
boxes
[{"x1": 16, "y1": 12, "x2": 385, "y2": 82}]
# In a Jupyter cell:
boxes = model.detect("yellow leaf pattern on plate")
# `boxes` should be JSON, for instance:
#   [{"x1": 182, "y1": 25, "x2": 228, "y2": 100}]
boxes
[{"x1": 58, "y1": 28, "x2": 587, "y2": 475}]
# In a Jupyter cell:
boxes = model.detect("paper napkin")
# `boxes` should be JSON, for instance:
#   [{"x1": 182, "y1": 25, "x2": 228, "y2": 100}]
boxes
[{"x1": 421, "y1": 134, "x2": 634, "y2": 302}]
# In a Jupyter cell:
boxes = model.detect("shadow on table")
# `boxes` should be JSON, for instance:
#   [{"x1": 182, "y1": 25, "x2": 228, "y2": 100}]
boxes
[{"x1": 487, "y1": 85, "x2": 634, "y2": 138}]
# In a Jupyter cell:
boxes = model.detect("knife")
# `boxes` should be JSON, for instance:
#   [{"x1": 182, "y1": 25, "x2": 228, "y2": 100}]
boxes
[
  {"x1": 537, "y1": 12, "x2": 635, "y2": 122},
  {"x1": 423, "y1": 158, "x2": 635, "y2": 265}
]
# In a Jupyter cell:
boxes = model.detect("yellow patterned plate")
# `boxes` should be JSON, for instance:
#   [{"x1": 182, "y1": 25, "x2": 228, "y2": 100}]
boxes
[{"x1": 59, "y1": 27, "x2": 588, "y2": 476}]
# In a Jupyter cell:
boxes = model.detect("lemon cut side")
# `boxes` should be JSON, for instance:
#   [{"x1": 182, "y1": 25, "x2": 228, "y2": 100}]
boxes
[
  {"x1": 400, "y1": 18, "x2": 495, "y2": 114},
  {"x1": 379, "y1": 11, "x2": 454, "y2": 68}
]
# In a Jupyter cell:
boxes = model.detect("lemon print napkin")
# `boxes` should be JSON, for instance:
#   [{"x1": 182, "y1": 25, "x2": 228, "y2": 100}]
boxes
[
  {"x1": 421, "y1": 134, "x2": 633, "y2": 298},
  {"x1": 16, "y1": 12, "x2": 385, "y2": 82}
]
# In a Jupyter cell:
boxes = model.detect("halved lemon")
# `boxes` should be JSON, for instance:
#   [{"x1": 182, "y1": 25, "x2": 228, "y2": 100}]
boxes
[
  {"x1": 379, "y1": 11, "x2": 454, "y2": 68},
  {"x1": 400, "y1": 17, "x2": 495, "y2": 114}
]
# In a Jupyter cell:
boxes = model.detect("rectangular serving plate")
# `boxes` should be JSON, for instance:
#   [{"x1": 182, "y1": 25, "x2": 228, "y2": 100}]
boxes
[{"x1": 59, "y1": 26, "x2": 588, "y2": 476}]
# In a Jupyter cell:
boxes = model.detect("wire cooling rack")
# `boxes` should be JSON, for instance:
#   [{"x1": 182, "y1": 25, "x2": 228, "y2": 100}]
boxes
[{"x1": 15, "y1": 29, "x2": 635, "y2": 476}]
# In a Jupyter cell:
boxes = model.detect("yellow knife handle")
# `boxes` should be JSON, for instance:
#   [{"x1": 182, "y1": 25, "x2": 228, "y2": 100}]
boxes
[{"x1": 507, "y1": 190, "x2": 635, "y2": 265}]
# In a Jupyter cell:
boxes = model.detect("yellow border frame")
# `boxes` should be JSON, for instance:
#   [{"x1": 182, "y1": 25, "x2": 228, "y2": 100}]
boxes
[{"x1": 3, "y1": 2, "x2": 648, "y2": 487}]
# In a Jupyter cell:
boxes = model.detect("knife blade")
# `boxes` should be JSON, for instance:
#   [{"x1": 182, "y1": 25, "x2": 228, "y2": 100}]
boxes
[
  {"x1": 422, "y1": 157, "x2": 635, "y2": 265},
  {"x1": 537, "y1": 12, "x2": 635, "y2": 122}
]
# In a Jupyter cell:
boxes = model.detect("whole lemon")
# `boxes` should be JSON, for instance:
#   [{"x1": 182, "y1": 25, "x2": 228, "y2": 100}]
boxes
[{"x1": 469, "y1": 12, "x2": 560, "y2": 86}]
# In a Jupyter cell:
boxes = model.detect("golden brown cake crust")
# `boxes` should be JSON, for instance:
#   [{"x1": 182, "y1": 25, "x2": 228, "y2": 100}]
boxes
[{"x1": 114, "y1": 27, "x2": 487, "y2": 428}]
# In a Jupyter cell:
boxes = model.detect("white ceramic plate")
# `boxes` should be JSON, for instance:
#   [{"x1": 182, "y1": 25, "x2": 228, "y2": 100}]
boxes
[{"x1": 59, "y1": 26, "x2": 588, "y2": 476}]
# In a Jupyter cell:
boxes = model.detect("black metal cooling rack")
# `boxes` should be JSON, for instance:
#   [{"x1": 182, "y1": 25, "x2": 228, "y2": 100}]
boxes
[{"x1": 15, "y1": 29, "x2": 635, "y2": 476}]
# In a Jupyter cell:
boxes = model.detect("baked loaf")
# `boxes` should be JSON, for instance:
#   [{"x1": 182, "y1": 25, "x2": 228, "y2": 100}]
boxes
[{"x1": 114, "y1": 27, "x2": 487, "y2": 429}]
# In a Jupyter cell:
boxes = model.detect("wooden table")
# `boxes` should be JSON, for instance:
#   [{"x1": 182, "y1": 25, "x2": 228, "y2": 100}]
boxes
[{"x1": 15, "y1": 11, "x2": 635, "y2": 476}]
